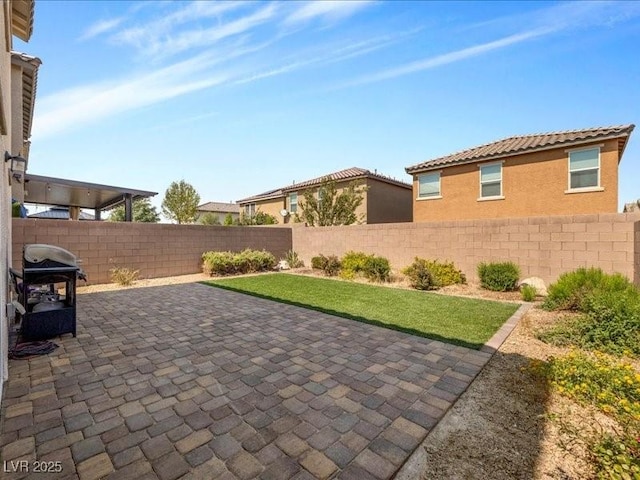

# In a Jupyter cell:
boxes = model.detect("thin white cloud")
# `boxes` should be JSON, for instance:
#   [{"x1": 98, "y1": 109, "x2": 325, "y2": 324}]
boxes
[
  {"x1": 79, "y1": 17, "x2": 126, "y2": 41},
  {"x1": 111, "y1": 1, "x2": 268, "y2": 60},
  {"x1": 33, "y1": 53, "x2": 230, "y2": 139},
  {"x1": 234, "y1": 29, "x2": 419, "y2": 85},
  {"x1": 337, "y1": 1, "x2": 640, "y2": 89},
  {"x1": 338, "y1": 28, "x2": 552, "y2": 89},
  {"x1": 283, "y1": 0, "x2": 374, "y2": 27}
]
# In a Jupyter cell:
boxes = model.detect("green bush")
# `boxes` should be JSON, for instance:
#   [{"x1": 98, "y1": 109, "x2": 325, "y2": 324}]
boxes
[
  {"x1": 202, "y1": 251, "x2": 236, "y2": 275},
  {"x1": 340, "y1": 251, "x2": 391, "y2": 282},
  {"x1": 283, "y1": 250, "x2": 304, "y2": 268},
  {"x1": 341, "y1": 251, "x2": 370, "y2": 275},
  {"x1": 538, "y1": 289, "x2": 640, "y2": 357},
  {"x1": 402, "y1": 259, "x2": 436, "y2": 290},
  {"x1": 477, "y1": 261, "x2": 520, "y2": 291},
  {"x1": 363, "y1": 256, "x2": 390, "y2": 282},
  {"x1": 521, "y1": 284, "x2": 537, "y2": 302},
  {"x1": 322, "y1": 255, "x2": 341, "y2": 277},
  {"x1": 311, "y1": 255, "x2": 328, "y2": 270},
  {"x1": 202, "y1": 249, "x2": 275, "y2": 276},
  {"x1": 543, "y1": 267, "x2": 635, "y2": 312},
  {"x1": 402, "y1": 258, "x2": 466, "y2": 290}
]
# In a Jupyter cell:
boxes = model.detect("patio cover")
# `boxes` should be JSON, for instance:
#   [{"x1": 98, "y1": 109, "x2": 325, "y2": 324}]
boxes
[{"x1": 23, "y1": 173, "x2": 157, "y2": 221}]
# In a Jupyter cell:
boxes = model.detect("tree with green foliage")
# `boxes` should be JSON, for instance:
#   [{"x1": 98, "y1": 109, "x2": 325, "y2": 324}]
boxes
[
  {"x1": 297, "y1": 177, "x2": 366, "y2": 226},
  {"x1": 108, "y1": 198, "x2": 160, "y2": 223},
  {"x1": 199, "y1": 212, "x2": 221, "y2": 225},
  {"x1": 161, "y1": 180, "x2": 200, "y2": 224},
  {"x1": 236, "y1": 210, "x2": 278, "y2": 225},
  {"x1": 224, "y1": 213, "x2": 234, "y2": 226}
]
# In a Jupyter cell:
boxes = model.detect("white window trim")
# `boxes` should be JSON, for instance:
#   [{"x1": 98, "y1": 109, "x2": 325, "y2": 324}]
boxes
[
  {"x1": 478, "y1": 161, "x2": 503, "y2": 200},
  {"x1": 289, "y1": 192, "x2": 298, "y2": 213},
  {"x1": 567, "y1": 145, "x2": 601, "y2": 192},
  {"x1": 417, "y1": 171, "x2": 442, "y2": 199}
]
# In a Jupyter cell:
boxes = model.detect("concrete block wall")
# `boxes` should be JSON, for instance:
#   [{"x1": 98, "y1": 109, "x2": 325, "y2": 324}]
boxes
[
  {"x1": 12, "y1": 219, "x2": 293, "y2": 285},
  {"x1": 292, "y1": 213, "x2": 640, "y2": 285},
  {"x1": 635, "y1": 220, "x2": 640, "y2": 286}
]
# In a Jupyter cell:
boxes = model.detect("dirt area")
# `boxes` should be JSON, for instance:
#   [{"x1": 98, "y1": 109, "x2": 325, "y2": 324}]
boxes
[{"x1": 79, "y1": 271, "x2": 601, "y2": 479}]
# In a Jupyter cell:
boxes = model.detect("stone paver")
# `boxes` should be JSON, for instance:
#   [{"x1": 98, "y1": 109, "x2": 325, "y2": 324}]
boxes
[{"x1": 1, "y1": 283, "x2": 495, "y2": 479}]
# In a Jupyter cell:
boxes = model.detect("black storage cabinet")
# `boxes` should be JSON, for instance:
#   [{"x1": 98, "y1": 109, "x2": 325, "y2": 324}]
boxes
[{"x1": 20, "y1": 266, "x2": 78, "y2": 340}]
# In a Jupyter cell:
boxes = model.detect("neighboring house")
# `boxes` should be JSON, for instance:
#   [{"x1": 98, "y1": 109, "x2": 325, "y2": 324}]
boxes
[
  {"x1": 623, "y1": 201, "x2": 639, "y2": 213},
  {"x1": 28, "y1": 207, "x2": 95, "y2": 221},
  {"x1": 196, "y1": 201, "x2": 240, "y2": 224},
  {"x1": 405, "y1": 125, "x2": 635, "y2": 222},
  {"x1": 237, "y1": 167, "x2": 413, "y2": 224},
  {"x1": 2, "y1": 0, "x2": 37, "y2": 402}
]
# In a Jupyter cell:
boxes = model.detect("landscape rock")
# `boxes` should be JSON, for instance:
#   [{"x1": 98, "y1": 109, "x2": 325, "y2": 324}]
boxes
[{"x1": 518, "y1": 277, "x2": 547, "y2": 296}]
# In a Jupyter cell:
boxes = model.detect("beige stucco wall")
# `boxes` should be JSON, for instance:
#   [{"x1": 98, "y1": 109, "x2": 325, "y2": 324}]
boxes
[
  {"x1": 9, "y1": 61, "x2": 24, "y2": 202},
  {"x1": 12, "y1": 219, "x2": 293, "y2": 285},
  {"x1": 292, "y1": 213, "x2": 640, "y2": 286},
  {"x1": 413, "y1": 139, "x2": 620, "y2": 222},
  {"x1": 366, "y1": 178, "x2": 412, "y2": 224},
  {"x1": 247, "y1": 179, "x2": 412, "y2": 225},
  {"x1": 1, "y1": 2, "x2": 12, "y2": 401}
]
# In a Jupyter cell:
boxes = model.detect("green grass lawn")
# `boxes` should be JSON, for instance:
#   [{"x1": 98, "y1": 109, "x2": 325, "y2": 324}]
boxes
[{"x1": 204, "y1": 273, "x2": 520, "y2": 349}]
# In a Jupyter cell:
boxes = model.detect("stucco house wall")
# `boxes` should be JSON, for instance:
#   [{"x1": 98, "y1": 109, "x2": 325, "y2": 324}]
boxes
[
  {"x1": 366, "y1": 177, "x2": 412, "y2": 224},
  {"x1": 412, "y1": 138, "x2": 623, "y2": 223}
]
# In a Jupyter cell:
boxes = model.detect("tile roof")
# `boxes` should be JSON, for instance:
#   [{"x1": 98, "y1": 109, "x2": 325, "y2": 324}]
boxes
[
  {"x1": 28, "y1": 207, "x2": 95, "y2": 220},
  {"x1": 405, "y1": 124, "x2": 635, "y2": 174},
  {"x1": 196, "y1": 202, "x2": 240, "y2": 214},
  {"x1": 237, "y1": 167, "x2": 411, "y2": 204}
]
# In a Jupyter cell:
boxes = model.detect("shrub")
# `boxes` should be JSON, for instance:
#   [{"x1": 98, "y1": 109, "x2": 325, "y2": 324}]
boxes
[
  {"x1": 403, "y1": 258, "x2": 466, "y2": 290},
  {"x1": 311, "y1": 255, "x2": 327, "y2": 270},
  {"x1": 341, "y1": 251, "x2": 370, "y2": 275},
  {"x1": 202, "y1": 251, "x2": 236, "y2": 275},
  {"x1": 538, "y1": 350, "x2": 640, "y2": 422},
  {"x1": 322, "y1": 255, "x2": 341, "y2": 277},
  {"x1": 477, "y1": 261, "x2": 520, "y2": 291},
  {"x1": 202, "y1": 249, "x2": 275, "y2": 276},
  {"x1": 521, "y1": 284, "x2": 537, "y2": 302},
  {"x1": 283, "y1": 250, "x2": 304, "y2": 268},
  {"x1": 340, "y1": 251, "x2": 391, "y2": 282},
  {"x1": 402, "y1": 259, "x2": 437, "y2": 290},
  {"x1": 531, "y1": 351, "x2": 640, "y2": 478},
  {"x1": 363, "y1": 256, "x2": 391, "y2": 282},
  {"x1": 543, "y1": 267, "x2": 636, "y2": 312},
  {"x1": 109, "y1": 266, "x2": 139, "y2": 286}
]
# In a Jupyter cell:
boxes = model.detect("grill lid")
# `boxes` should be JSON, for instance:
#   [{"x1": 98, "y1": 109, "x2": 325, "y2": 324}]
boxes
[{"x1": 24, "y1": 244, "x2": 79, "y2": 267}]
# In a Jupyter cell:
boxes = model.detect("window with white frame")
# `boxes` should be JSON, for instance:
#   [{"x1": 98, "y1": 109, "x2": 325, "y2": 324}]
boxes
[
  {"x1": 289, "y1": 192, "x2": 298, "y2": 214},
  {"x1": 569, "y1": 147, "x2": 600, "y2": 189},
  {"x1": 479, "y1": 163, "x2": 502, "y2": 198},
  {"x1": 244, "y1": 203, "x2": 255, "y2": 217},
  {"x1": 417, "y1": 173, "x2": 441, "y2": 198}
]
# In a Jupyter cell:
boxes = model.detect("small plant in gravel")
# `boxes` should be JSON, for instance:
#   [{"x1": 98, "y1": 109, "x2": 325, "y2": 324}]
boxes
[
  {"x1": 477, "y1": 261, "x2": 520, "y2": 292},
  {"x1": 362, "y1": 255, "x2": 391, "y2": 283},
  {"x1": 283, "y1": 250, "x2": 304, "y2": 269},
  {"x1": 109, "y1": 266, "x2": 139, "y2": 286},
  {"x1": 521, "y1": 284, "x2": 537, "y2": 302}
]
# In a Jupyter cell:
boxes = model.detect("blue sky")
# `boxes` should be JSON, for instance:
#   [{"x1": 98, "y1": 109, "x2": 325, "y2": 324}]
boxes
[{"x1": 15, "y1": 0, "x2": 640, "y2": 217}]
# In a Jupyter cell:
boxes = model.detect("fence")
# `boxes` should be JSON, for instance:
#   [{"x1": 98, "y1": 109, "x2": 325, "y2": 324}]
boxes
[
  {"x1": 12, "y1": 219, "x2": 292, "y2": 285},
  {"x1": 12, "y1": 213, "x2": 640, "y2": 286},
  {"x1": 292, "y1": 213, "x2": 640, "y2": 285}
]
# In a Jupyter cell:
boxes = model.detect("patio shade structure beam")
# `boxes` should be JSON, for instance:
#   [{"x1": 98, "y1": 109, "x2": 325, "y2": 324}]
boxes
[{"x1": 24, "y1": 173, "x2": 157, "y2": 221}]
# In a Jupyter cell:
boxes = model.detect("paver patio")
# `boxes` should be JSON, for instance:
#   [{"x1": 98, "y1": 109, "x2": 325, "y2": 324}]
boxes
[{"x1": 0, "y1": 283, "x2": 492, "y2": 479}]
